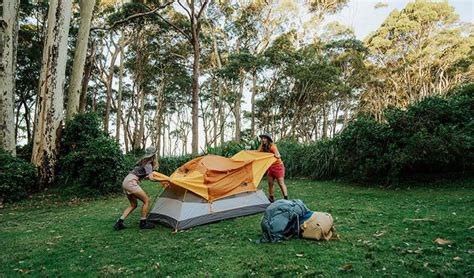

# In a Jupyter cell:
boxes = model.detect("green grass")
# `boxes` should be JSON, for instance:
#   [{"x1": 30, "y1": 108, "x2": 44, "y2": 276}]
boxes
[{"x1": 1, "y1": 179, "x2": 473, "y2": 276}]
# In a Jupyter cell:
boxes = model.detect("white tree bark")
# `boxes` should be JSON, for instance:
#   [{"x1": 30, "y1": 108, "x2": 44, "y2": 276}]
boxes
[
  {"x1": 32, "y1": 0, "x2": 72, "y2": 186},
  {"x1": 66, "y1": 0, "x2": 95, "y2": 122},
  {"x1": 0, "y1": 0, "x2": 20, "y2": 155},
  {"x1": 115, "y1": 39, "x2": 125, "y2": 143}
]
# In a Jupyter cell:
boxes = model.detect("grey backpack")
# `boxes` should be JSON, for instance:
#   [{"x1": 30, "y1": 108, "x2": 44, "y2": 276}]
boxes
[{"x1": 259, "y1": 199, "x2": 310, "y2": 243}]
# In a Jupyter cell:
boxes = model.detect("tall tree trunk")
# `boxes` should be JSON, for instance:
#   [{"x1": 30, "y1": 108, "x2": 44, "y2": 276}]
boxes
[
  {"x1": 79, "y1": 39, "x2": 96, "y2": 112},
  {"x1": 212, "y1": 32, "x2": 225, "y2": 146},
  {"x1": 116, "y1": 41, "x2": 125, "y2": 143},
  {"x1": 233, "y1": 72, "x2": 244, "y2": 142},
  {"x1": 66, "y1": 0, "x2": 94, "y2": 122},
  {"x1": 322, "y1": 101, "x2": 328, "y2": 140},
  {"x1": 250, "y1": 73, "x2": 257, "y2": 139},
  {"x1": 162, "y1": 120, "x2": 166, "y2": 157},
  {"x1": 135, "y1": 88, "x2": 145, "y2": 150},
  {"x1": 22, "y1": 100, "x2": 32, "y2": 144},
  {"x1": 104, "y1": 42, "x2": 119, "y2": 135},
  {"x1": 31, "y1": 0, "x2": 72, "y2": 186},
  {"x1": 131, "y1": 30, "x2": 145, "y2": 151},
  {"x1": 122, "y1": 114, "x2": 130, "y2": 153},
  {"x1": 190, "y1": 35, "x2": 200, "y2": 153},
  {"x1": 153, "y1": 80, "x2": 165, "y2": 156},
  {"x1": 0, "y1": 0, "x2": 20, "y2": 155},
  {"x1": 332, "y1": 101, "x2": 341, "y2": 137},
  {"x1": 190, "y1": 0, "x2": 209, "y2": 153}
]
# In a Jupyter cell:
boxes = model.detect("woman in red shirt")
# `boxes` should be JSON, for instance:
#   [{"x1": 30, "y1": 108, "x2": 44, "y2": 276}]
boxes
[{"x1": 258, "y1": 133, "x2": 288, "y2": 202}]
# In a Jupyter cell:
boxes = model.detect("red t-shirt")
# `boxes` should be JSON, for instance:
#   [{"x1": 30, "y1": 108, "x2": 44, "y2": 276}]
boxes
[{"x1": 259, "y1": 144, "x2": 283, "y2": 166}]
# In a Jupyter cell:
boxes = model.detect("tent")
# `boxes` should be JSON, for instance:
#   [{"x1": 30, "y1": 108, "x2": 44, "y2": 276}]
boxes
[{"x1": 148, "y1": 150, "x2": 276, "y2": 230}]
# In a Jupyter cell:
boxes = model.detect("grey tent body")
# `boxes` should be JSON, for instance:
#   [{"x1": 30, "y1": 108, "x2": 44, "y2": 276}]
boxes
[{"x1": 147, "y1": 186, "x2": 270, "y2": 230}]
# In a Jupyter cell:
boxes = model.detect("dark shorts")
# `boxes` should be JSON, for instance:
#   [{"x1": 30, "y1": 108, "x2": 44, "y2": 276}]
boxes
[{"x1": 267, "y1": 164, "x2": 285, "y2": 179}]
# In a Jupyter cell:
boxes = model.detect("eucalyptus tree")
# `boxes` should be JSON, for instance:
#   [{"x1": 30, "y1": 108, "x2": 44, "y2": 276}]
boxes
[
  {"x1": 92, "y1": 1, "x2": 175, "y2": 150},
  {"x1": 322, "y1": 22, "x2": 369, "y2": 134},
  {"x1": 31, "y1": 0, "x2": 72, "y2": 186},
  {"x1": 0, "y1": 0, "x2": 20, "y2": 155},
  {"x1": 138, "y1": 29, "x2": 192, "y2": 156},
  {"x1": 66, "y1": 0, "x2": 95, "y2": 122},
  {"x1": 158, "y1": 0, "x2": 209, "y2": 154},
  {"x1": 363, "y1": 0, "x2": 474, "y2": 119},
  {"x1": 14, "y1": 2, "x2": 46, "y2": 145}
]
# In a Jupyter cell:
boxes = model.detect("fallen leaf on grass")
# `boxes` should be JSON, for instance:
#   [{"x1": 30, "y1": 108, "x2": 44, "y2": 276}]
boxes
[
  {"x1": 468, "y1": 250, "x2": 474, "y2": 254},
  {"x1": 453, "y1": 256, "x2": 462, "y2": 261},
  {"x1": 296, "y1": 252, "x2": 304, "y2": 257},
  {"x1": 469, "y1": 226, "x2": 474, "y2": 230},
  {"x1": 434, "y1": 238, "x2": 453, "y2": 245},
  {"x1": 53, "y1": 236, "x2": 63, "y2": 239},
  {"x1": 423, "y1": 262, "x2": 429, "y2": 267},
  {"x1": 373, "y1": 231, "x2": 385, "y2": 237},
  {"x1": 154, "y1": 263, "x2": 160, "y2": 269},
  {"x1": 15, "y1": 268, "x2": 31, "y2": 274},
  {"x1": 340, "y1": 264, "x2": 353, "y2": 271}
]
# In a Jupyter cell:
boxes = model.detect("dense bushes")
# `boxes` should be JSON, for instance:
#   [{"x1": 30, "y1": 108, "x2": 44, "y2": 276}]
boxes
[
  {"x1": 0, "y1": 149, "x2": 37, "y2": 203},
  {"x1": 337, "y1": 85, "x2": 473, "y2": 182},
  {"x1": 336, "y1": 116, "x2": 393, "y2": 181},
  {"x1": 280, "y1": 89, "x2": 472, "y2": 183},
  {"x1": 59, "y1": 113, "x2": 127, "y2": 194}
]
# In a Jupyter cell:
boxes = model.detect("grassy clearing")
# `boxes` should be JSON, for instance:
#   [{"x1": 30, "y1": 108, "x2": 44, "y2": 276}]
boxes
[{"x1": 1, "y1": 179, "x2": 473, "y2": 276}]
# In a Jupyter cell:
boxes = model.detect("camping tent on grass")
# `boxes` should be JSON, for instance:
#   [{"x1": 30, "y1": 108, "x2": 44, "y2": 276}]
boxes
[{"x1": 148, "y1": 150, "x2": 276, "y2": 230}]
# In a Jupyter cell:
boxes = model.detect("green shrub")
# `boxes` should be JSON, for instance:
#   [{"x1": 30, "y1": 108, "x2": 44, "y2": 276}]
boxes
[
  {"x1": 79, "y1": 137, "x2": 127, "y2": 193},
  {"x1": 0, "y1": 149, "x2": 37, "y2": 203},
  {"x1": 301, "y1": 140, "x2": 340, "y2": 179},
  {"x1": 62, "y1": 113, "x2": 106, "y2": 152},
  {"x1": 16, "y1": 143, "x2": 33, "y2": 162},
  {"x1": 336, "y1": 84, "x2": 474, "y2": 182},
  {"x1": 59, "y1": 113, "x2": 126, "y2": 194},
  {"x1": 385, "y1": 93, "x2": 473, "y2": 176},
  {"x1": 336, "y1": 116, "x2": 393, "y2": 181}
]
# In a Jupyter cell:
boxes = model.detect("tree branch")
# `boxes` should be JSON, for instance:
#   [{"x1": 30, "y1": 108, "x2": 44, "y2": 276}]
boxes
[
  {"x1": 196, "y1": 0, "x2": 209, "y2": 20},
  {"x1": 91, "y1": 1, "x2": 174, "y2": 31},
  {"x1": 152, "y1": 10, "x2": 192, "y2": 42},
  {"x1": 177, "y1": 0, "x2": 192, "y2": 19}
]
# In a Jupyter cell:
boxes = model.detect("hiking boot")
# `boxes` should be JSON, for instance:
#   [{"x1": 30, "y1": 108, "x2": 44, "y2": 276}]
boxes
[
  {"x1": 139, "y1": 220, "x2": 155, "y2": 229},
  {"x1": 268, "y1": 195, "x2": 274, "y2": 203},
  {"x1": 114, "y1": 219, "x2": 126, "y2": 231}
]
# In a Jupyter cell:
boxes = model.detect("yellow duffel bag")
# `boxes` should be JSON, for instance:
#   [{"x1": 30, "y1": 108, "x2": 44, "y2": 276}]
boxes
[{"x1": 300, "y1": 212, "x2": 335, "y2": 240}]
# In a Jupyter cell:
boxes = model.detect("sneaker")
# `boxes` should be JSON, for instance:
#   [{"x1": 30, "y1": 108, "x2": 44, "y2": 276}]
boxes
[
  {"x1": 114, "y1": 220, "x2": 126, "y2": 231},
  {"x1": 268, "y1": 195, "x2": 274, "y2": 203},
  {"x1": 139, "y1": 220, "x2": 155, "y2": 229}
]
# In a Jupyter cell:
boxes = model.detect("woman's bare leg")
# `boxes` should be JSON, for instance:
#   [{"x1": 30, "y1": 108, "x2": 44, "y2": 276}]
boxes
[
  {"x1": 276, "y1": 177, "x2": 288, "y2": 197},
  {"x1": 132, "y1": 190, "x2": 151, "y2": 219},
  {"x1": 267, "y1": 175, "x2": 275, "y2": 197},
  {"x1": 120, "y1": 194, "x2": 138, "y2": 219}
]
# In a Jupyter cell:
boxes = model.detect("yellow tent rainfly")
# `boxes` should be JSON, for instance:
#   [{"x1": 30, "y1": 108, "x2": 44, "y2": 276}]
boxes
[
  {"x1": 150, "y1": 150, "x2": 276, "y2": 201},
  {"x1": 148, "y1": 150, "x2": 276, "y2": 230}
]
